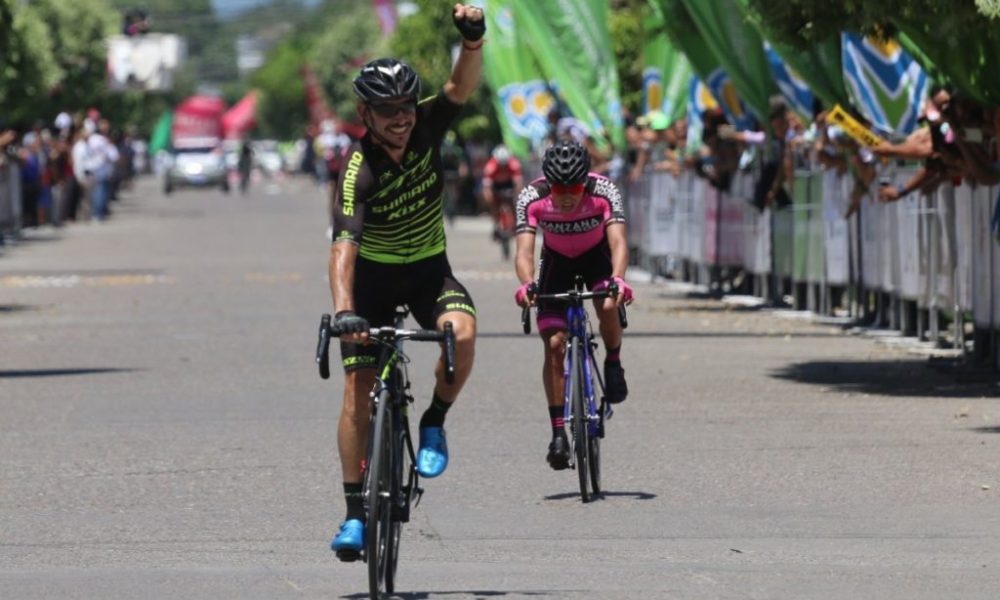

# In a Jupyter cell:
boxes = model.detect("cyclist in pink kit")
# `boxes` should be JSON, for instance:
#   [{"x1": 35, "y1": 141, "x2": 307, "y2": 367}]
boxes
[{"x1": 513, "y1": 140, "x2": 634, "y2": 470}]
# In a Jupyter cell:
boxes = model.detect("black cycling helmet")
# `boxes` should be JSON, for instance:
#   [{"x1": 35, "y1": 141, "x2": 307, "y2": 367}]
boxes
[
  {"x1": 352, "y1": 58, "x2": 421, "y2": 104},
  {"x1": 542, "y1": 140, "x2": 590, "y2": 185}
]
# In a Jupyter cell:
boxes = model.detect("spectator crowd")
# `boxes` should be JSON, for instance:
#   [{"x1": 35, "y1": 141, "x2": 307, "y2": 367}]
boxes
[{"x1": 0, "y1": 109, "x2": 145, "y2": 251}]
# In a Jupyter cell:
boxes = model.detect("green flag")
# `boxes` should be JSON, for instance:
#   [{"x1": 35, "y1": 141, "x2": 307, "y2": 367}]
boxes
[
  {"x1": 678, "y1": 0, "x2": 776, "y2": 127},
  {"x1": 481, "y1": 0, "x2": 553, "y2": 157},
  {"x1": 643, "y1": 0, "x2": 691, "y2": 123},
  {"x1": 509, "y1": 0, "x2": 624, "y2": 151},
  {"x1": 149, "y1": 111, "x2": 173, "y2": 155}
]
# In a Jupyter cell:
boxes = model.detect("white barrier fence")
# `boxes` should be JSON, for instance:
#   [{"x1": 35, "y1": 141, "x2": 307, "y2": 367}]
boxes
[{"x1": 627, "y1": 168, "x2": 1000, "y2": 364}]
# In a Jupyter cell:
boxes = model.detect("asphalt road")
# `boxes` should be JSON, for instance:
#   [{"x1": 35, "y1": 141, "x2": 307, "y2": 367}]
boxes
[{"x1": 2, "y1": 175, "x2": 999, "y2": 599}]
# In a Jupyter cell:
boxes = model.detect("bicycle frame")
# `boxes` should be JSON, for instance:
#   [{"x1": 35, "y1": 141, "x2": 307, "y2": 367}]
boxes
[{"x1": 562, "y1": 301, "x2": 605, "y2": 439}]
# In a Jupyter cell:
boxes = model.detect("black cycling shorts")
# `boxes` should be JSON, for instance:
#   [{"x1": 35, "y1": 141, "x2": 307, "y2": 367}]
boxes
[
  {"x1": 535, "y1": 239, "x2": 612, "y2": 334},
  {"x1": 340, "y1": 252, "x2": 476, "y2": 372}
]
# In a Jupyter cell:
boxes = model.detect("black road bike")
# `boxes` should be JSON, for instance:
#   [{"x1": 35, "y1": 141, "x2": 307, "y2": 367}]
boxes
[{"x1": 317, "y1": 309, "x2": 455, "y2": 599}]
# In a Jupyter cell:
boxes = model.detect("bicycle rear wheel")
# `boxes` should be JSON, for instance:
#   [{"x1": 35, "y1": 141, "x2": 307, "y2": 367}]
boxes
[
  {"x1": 366, "y1": 393, "x2": 393, "y2": 599},
  {"x1": 570, "y1": 337, "x2": 591, "y2": 503},
  {"x1": 384, "y1": 412, "x2": 409, "y2": 594}
]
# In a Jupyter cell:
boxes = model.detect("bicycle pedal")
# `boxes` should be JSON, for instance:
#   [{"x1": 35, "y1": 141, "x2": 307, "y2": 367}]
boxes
[{"x1": 335, "y1": 549, "x2": 362, "y2": 563}]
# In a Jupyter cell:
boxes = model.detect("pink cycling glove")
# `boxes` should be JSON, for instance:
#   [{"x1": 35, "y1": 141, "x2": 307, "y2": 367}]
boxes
[
  {"x1": 594, "y1": 276, "x2": 633, "y2": 303},
  {"x1": 515, "y1": 281, "x2": 536, "y2": 306}
]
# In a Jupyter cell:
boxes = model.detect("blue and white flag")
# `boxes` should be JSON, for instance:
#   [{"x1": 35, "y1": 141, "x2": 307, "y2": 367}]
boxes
[
  {"x1": 765, "y1": 42, "x2": 815, "y2": 120},
  {"x1": 841, "y1": 33, "x2": 928, "y2": 139}
]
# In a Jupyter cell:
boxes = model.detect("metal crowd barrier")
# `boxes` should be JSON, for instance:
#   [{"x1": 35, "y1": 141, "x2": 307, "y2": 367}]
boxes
[
  {"x1": 0, "y1": 160, "x2": 22, "y2": 240},
  {"x1": 626, "y1": 166, "x2": 1000, "y2": 368}
]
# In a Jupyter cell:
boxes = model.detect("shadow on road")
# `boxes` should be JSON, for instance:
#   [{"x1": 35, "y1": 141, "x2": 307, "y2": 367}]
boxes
[
  {"x1": 770, "y1": 359, "x2": 1000, "y2": 398},
  {"x1": 969, "y1": 426, "x2": 1000, "y2": 434},
  {"x1": 343, "y1": 591, "x2": 553, "y2": 599},
  {"x1": 479, "y1": 331, "x2": 840, "y2": 340},
  {"x1": 543, "y1": 490, "x2": 656, "y2": 502},
  {"x1": 0, "y1": 368, "x2": 138, "y2": 379},
  {"x1": 0, "y1": 304, "x2": 39, "y2": 313}
]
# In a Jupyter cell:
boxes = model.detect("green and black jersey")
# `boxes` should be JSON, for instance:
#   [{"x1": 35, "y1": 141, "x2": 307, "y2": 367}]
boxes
[{"x1": 332, "y1": 92, "x2": 462, "y2": 264}]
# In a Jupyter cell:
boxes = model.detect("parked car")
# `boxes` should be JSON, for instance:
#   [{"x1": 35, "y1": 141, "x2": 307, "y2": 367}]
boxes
[{"x1": 164, "y1": 147, "x2": 229, "y2": 194}]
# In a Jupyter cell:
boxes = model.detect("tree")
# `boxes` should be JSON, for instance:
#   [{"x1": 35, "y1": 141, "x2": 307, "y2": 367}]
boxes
[
  {"x1": 388, "y1": 0, "x2": 498, "y2": 142},
  {"x1": 251, "y1": 38, "x2": 309, "y2": 139},
  {"x1": 0, "y1": 4, "x2": 61, "y2": 125},
  {"x1": 309, "y1": 1, "x2": 385, "y2": 123},
  {"x1": 609, "y1": 0, "x2": 646, "y2": 113},
  {"x1": 31, "y1": 0, "x2": 118, "y2": 116}
]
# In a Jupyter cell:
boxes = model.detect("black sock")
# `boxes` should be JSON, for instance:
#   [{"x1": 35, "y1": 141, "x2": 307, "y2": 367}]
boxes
[
  {"x1": 549, "y1": 405, "x2": 565, "y2": 435},
  {"x1": 605, "y1": 344, "x2": 621, "y2": 363},
  {"x1": 344, "y1": 482, "x2": 364, "y2": 521},
  {"x1": 419, "y1": 393, "x2": 452, "y2": 429}
]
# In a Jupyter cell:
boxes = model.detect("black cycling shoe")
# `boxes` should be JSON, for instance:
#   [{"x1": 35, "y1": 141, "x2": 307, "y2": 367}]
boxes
[
  {"x1": 546, "y1": 434, "x2": 570, "y2": 471},
  {"x1": 604, "y1": 361, "x2": 628, "y2": 404}
]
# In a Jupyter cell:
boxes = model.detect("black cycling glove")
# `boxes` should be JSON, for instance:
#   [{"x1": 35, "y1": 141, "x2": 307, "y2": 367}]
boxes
[
  {"x1": 454, "y1": 7, "x2": 486, "y2": 42},
  {"x1": 334, "y1": 311, "x2": 369, "y2": 335}
]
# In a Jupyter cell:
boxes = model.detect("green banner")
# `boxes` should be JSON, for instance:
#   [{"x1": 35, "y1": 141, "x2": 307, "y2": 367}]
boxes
[
  {"x1": 895, "y1": 16, "x2": 1000, "y2": 106},
  {"x1": 678, "y1": 0, "x2": 776, "y2": 127},
  {"x1": 481, "y1": 0, "x2": 552, "y2": 157},
  {"x1": 658, "y1": 0, "x2": 753, "y2": 130},
  {"x1": 657, "y1": 0, "x2": 721, "y2": 81},
  {"x1": 643, "y1": 0, "x2": 691, "y2": 123},
  {"x1": 509, "y1": 0, "x2": 624, "y2": 151}
]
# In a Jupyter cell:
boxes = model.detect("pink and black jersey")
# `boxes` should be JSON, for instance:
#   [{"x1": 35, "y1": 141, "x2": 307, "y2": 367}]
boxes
[{"x1": 515, "y1": 173, "x2": 626, "y2": 258}]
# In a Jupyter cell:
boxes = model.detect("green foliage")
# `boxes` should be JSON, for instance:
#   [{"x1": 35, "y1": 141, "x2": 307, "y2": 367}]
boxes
[
  {"x1": 387, "y1": 0, "x2": 497, "y2": 143},
  {"x1": 32, "y1": 0, "x2": 119, "y2": 115},
  {"x1": 743, "y1": 0, "x2": 989, "y2": 48},
  {"x1": 609, "y1": 0, "x2": 646, "y2": 113},
  {"x1": 0, "y1": 4, "x2": 61, "y2": 124},
  {"x1": 309, "y1": 1, "x2": 384, "y2": 123},
  {"x1": 251, "y1": 38, "x2": 309, "y2": 139}
]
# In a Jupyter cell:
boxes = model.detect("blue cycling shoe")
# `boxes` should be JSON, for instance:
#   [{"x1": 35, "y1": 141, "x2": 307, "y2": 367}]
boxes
[
  {"x1": 331, "y1": 518, "x2": 364, "y2": 561},
  {"x1": 417, "y1": 426, "x2": 448, "y2": 478}
]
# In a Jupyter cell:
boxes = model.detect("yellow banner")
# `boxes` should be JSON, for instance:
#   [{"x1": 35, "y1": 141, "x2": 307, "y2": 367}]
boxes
[{"x1": 827, "y1": 104, "x2": 885, "y2": 148}]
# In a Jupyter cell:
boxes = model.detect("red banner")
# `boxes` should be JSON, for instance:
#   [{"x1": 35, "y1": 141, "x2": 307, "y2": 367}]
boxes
[
  {"x1": 172, "y1": 95, "x2": 225, "y2": 148},
  {"x1": 222, "y1": 91, "x2": 258, "y2": 140}
]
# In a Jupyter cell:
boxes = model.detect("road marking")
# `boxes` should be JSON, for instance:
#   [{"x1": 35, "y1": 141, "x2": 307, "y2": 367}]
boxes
[{"x1": 0, "y1": 274, "x2": 174, "y2": 288}]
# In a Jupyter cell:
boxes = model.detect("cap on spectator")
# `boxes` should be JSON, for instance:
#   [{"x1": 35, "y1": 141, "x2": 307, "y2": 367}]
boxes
[
  {"x1": 647, "y1": 111, "x2": 670, "y2": 131},
  {"x1": 635, "y1": 115, "x2": 650, "y2": 128},
  {"x1": 54, "y1": 112, "x2": 72, "y2": 131}
]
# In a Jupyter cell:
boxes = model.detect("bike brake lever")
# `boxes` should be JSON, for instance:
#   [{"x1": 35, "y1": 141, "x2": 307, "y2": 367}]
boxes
[
  {"x1": 317, "y1": 314, "x2": 332, "y2": 379},
  {"x1": 443, "y1": 321, "x2": 456, "y2": 384}
]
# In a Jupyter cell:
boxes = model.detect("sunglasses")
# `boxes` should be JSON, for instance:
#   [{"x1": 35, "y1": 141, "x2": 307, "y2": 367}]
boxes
[
  {"x1": 550, "y1": 183, "x2": 585, "y2": 196},
  {"x1": 369, "y1": 103, "x2": 417, "y2": 118}
]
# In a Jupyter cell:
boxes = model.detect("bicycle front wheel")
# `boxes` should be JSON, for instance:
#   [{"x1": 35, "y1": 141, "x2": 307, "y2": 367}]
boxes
[
  {"x1": 588, "y1": 420, "x2": 601, "y2": 495},
  {"x1": 570, "y1": 337, "x2": 591, "y2": 503},
  {"x1": 366, "y1": 393, "x2": 393, "y2": 599}
]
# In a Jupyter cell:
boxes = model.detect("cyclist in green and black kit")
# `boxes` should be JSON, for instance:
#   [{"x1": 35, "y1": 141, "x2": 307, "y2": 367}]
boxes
[{"x1": 328, "y1": 3, "x2": 485, "y2": 559}]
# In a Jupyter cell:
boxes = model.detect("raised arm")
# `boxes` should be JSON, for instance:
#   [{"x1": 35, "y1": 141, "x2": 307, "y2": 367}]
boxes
[{"x1": 443, "y1": 4, "x2": 485, "y2": 105}]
